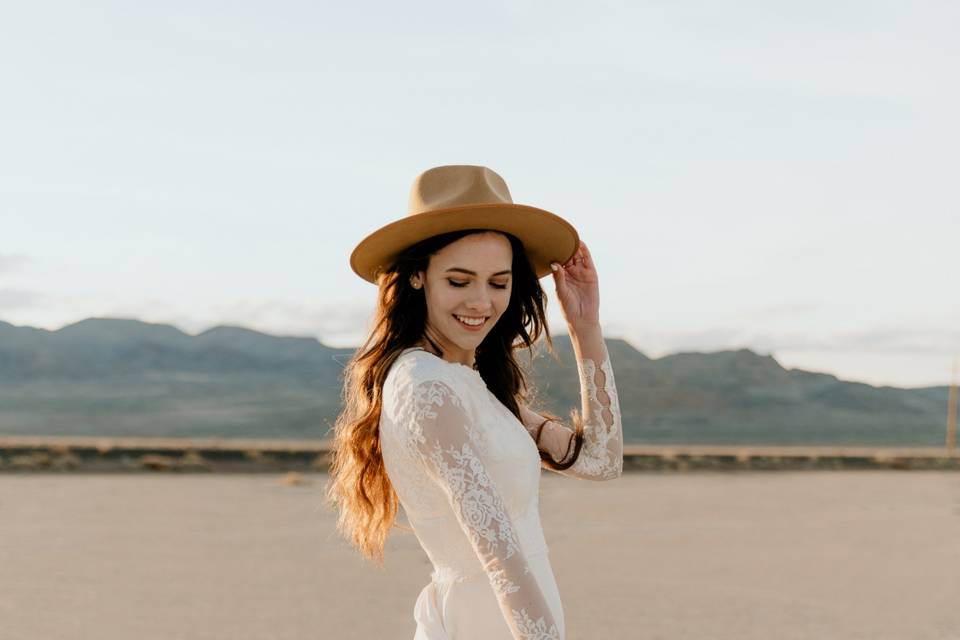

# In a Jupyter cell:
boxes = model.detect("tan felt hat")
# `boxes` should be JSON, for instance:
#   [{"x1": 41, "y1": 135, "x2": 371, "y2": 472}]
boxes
[{"x1": 349, "y1": 165, "x2": 580, "y2": 284}]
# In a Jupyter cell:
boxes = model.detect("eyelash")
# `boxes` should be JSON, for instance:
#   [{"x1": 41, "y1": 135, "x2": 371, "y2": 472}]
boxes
[{"x1": 448, "y1": 279, "x2": 508, "y2": 290}]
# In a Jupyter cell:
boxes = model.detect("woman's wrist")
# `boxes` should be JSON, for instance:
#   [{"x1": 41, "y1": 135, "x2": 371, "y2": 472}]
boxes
[
  {"x1": 535, "y1": 416, "x2": 551, "y2": 444},
  {"x1": 569, "y1": 321, "x2": 602, "y2": 340},
  {"x1": 570, "y1": 323, "x2": 605, "y2": 363}
]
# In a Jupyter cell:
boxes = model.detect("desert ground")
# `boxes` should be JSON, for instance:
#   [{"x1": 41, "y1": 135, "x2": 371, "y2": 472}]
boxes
[{"x1": 1, "y1": 470, "x2": 958, "y2": 639}]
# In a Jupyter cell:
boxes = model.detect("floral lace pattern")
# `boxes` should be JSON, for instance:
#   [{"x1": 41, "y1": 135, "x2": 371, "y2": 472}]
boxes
[
  {"x1": 537, "y1": 342, "x2": 623, "y2": 480},
  {"x1": 403, "y1": 377, "x2": 563, "y2": 640},
  {"x1": 568, "y1": 347, "x2": 623, "y2": 479},
  {"x1": 513, "y1": 608, "x2": 563, "y2": 640}
]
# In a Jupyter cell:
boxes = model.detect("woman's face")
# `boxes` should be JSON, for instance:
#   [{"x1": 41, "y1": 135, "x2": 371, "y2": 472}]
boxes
[{"x1": 412, "y1": 231, "x2": 513, "y2": 363}]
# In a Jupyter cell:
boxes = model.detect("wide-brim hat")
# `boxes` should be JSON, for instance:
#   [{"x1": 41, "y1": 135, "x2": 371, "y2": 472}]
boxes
[{"x1": 349, "y1": 165, "x2": 580, "y2": 284}]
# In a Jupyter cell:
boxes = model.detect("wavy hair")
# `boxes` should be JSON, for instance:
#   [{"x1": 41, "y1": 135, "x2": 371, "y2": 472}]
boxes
[{"x1": 324, "y1": 229, "x2": 586, "y2": 566}]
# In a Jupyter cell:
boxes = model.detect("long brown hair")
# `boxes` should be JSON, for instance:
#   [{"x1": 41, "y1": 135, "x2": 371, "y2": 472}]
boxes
[{"x1": 324, "y1": 229, "x2": 586, "y2": 566}]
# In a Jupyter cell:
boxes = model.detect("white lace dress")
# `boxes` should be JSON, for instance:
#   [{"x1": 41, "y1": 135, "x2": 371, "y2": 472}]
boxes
[{"x1": 379, "y1": 343, "x2": 623, "y2": 640}]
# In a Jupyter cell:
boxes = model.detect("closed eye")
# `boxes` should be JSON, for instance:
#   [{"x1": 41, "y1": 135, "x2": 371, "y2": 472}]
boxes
[{"x1": 448, "y1": 279, "x2": 508, "y2": 290}]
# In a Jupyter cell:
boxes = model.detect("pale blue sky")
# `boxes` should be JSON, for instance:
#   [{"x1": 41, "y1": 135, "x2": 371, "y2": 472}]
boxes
[{"x1": 2, "y1": 1, "x2": 957, "y2": 387}]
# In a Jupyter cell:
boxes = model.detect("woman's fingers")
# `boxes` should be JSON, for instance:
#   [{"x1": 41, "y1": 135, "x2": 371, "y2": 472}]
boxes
[
  {"x1": 558, "y1": 241, "x2": 593, "y2": 271},
  {"x1": 565, "y1": 241, "x2": 590, "y2": 268}
]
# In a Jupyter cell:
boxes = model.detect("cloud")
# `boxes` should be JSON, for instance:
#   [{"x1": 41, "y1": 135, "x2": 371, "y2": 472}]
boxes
[
  {"x1": 742, "y1": 303, "x2": 822, "y2": 319},
  {"x1": 0, "y1": 288, "x2": 43, "y2": 310},
  {"x1": 0, "y1": 253, "x2": 29, "y2": 275},
  {"x1": 89, "y1": 297, "x2": 377, "y2": 346},
  {"x1": 200, "y1": 299, "x2": 375, "y2": 344},
  {"x1": 624, "y1": 325, "x2": 960, "y2": 359}
]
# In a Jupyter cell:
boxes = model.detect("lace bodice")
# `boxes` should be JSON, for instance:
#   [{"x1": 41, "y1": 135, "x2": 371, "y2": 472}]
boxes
[{"x1": 379, "y1": 342, "x2": 622, "y2": 640}]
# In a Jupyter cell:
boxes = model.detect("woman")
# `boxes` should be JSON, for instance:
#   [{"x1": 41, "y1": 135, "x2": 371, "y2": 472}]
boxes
[{"x1": 325, "y1": 165, "x2": 623, "y2": 639}]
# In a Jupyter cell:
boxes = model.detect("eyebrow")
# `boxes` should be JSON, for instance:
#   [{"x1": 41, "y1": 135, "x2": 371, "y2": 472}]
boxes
[{"x1": 445, "y1": 268, "x2": 512, "y2": 276}]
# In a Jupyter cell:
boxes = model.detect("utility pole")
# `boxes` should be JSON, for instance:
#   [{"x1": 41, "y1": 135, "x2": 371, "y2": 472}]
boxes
[{"x1": 947, "y1": 358, "x2": 958, "y2": 453}]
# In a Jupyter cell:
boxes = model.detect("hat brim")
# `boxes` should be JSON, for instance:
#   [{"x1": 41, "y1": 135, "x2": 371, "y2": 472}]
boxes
[{"x1": 350, "y1": 203, "x2": 580, "y2": 284}]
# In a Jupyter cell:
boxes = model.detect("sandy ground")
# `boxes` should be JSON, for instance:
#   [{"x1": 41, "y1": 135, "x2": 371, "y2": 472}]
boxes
[{"x1": 1, "y1": 471, "x2": 959, "y2": 640}]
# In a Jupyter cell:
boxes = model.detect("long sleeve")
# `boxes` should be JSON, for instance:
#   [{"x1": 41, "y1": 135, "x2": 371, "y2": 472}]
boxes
[
  {"x1": 407, "y1": 377, "x2": 563, "y2": 640},
  {"x1": 538, "y1": 338, "x2": 623, "y2": 480}
]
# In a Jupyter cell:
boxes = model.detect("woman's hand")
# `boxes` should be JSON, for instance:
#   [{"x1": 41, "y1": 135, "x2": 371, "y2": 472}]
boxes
[{"x1": 550, "y1": 240, "x2": 600, "y2": 333}]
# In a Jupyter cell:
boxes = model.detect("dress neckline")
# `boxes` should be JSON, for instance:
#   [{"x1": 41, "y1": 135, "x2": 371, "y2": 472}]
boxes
[{"x1": 401, "y1": 347, "x2": 483, "y2": 378}]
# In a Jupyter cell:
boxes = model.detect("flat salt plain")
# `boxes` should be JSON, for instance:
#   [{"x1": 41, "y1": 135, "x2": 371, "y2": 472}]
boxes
[{"x1": 1, "y1": 470, "x2": 958, "y2": 639}]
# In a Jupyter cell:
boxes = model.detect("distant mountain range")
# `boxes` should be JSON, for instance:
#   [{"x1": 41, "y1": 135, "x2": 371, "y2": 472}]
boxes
[{"x1": 0, "y1": 318, "x2": 950, "y2": 445}]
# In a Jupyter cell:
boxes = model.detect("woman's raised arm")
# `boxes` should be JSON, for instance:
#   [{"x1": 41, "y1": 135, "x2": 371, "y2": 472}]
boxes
[{"x1": 523, "y1": 325, "x2": 623, "y2": 481}]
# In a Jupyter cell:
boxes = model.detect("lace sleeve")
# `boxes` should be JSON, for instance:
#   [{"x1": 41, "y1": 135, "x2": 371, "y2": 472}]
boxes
[
  {"x1": 538, "y1": 339, "x2": 623, "y2": 480},
  {"x1": 408, "y1": 378, "x2": 563, "y2": 640}
]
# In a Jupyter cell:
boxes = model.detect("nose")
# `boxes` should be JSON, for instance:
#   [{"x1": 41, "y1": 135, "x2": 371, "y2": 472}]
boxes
[{"x1": 464, "y1": 288, "x2": 492, "y2": 314}]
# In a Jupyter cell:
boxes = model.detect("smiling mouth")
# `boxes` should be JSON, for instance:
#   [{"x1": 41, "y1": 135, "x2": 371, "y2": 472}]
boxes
[{"x1": 453, "y1": 314, "x2": 488, "y2": 328}]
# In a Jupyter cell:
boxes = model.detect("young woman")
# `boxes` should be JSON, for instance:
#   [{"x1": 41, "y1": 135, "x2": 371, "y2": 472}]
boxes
[{"x1": 326, "y1": 165, "x2": 623, "y2": 640}]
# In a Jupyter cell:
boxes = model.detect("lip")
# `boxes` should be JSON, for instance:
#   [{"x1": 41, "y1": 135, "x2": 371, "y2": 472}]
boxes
[{"x1": 452, "y1": 314, "x2": 488, "y2": 331}]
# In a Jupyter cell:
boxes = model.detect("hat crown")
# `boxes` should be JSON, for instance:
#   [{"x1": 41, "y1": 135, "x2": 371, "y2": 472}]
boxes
[
  {"x1": 350, "y1": 164, "x2": 579, "y2": 284},
  {"x1": 408, "y1": 165, "x2": 514, "y2": 216}
]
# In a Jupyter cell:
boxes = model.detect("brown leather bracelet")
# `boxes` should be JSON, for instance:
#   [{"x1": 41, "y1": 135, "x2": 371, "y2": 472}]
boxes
[{"x1": 534, "y1": 417, "x2": 550, "y2": 444}]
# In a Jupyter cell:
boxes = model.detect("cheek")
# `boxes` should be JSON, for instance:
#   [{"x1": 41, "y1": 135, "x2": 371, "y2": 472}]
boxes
[
  {"x1": 495, "y1": 290, "x2": 512, "y2": 314},
  {"x1": 426, "y1": 289, "x2": 457, "y2": 315}
]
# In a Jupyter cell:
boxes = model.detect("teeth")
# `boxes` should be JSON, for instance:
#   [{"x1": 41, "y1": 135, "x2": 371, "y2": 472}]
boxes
[{"x1": 455, "y1": 315, "x2": 485, "y2": 326}]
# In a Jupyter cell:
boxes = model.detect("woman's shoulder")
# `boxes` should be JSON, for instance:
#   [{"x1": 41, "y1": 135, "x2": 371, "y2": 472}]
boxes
[
  {"x1": 389, "y1": 346, "x2": 492, "y2": 406},
  {"x1": 387, "y1": 348, "x2": 454, "y2": 388},
  {"x1": 383, "y1": 348, "x2": 469, "y2": 410},
  {"x1": 382, "y1": 349, "x2": 474, "y2": 431}
]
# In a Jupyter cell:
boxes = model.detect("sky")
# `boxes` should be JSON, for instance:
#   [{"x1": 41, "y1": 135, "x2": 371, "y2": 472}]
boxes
[{"x1": 1, "y1": 1, "x2": 958, "y2": 388}]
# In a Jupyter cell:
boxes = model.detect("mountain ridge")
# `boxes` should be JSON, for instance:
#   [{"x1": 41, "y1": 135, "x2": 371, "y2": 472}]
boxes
[{"x1": 0, "y1": 317, "x2": 949, "y2": 445}]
